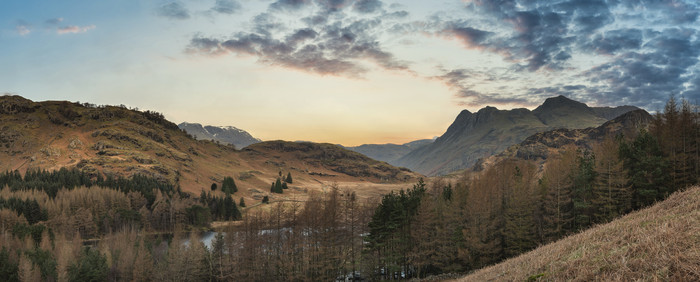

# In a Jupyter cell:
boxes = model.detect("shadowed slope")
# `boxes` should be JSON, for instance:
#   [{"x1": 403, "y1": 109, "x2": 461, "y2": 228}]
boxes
[
  {"x1": 397, "y1": 96, "x2": 639, "y2": 176},
  {"x1": 457, "y1": 186, "x2": 700, "y2": 281}
]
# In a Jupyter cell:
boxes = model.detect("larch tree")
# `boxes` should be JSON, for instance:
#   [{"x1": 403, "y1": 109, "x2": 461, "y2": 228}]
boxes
[{"x1": 592, "y1": 135, "x2": 631, "y2": 223}]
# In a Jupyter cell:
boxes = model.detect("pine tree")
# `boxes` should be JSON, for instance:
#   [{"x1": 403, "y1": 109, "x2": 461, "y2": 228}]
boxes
[
  {"x1": 239, "y1": 197, "x2": 246, "y2": 207},
  {"x1": 620, "y1": 129, "x2": 669, "y2": 209},
  {"x1": 0, "y1": 247, "x2": 19, "y2": 282},
  {"x1": 273, "y1": 179, "x2": 284, "y2": 194},
  {"x1": 571, "y1": 150, "x2": 596, "y2": 231},
  {"x1": 68, "y1": 248, "x2": 108, "y2": 282},
  {"x1": 211, "y1": 183, "x2": 218, "y2": 191},
  {"x1": 222, "y1": 177, "x2": 238, "y2": 194},
  {"x1": 285, "y1": 173, "x2": 293, "y2": 184},
  {"x1": 224, "y1": 193, "x2": 241, "y2": 220}
]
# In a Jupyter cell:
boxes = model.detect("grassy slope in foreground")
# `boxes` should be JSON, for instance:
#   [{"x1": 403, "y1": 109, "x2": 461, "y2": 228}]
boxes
[{"x1": 458, "y1": 186, "x2": 700, "y2": 281}]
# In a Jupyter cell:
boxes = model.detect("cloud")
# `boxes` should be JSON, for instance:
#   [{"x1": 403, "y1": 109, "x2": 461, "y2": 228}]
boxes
[
  {"x1": 57, "y1": 25, "x2": 96, "y2": 34},
  {"x1": 353, "y1": 0, "x2": 383, "y2": 14},
  {"x1": 316, "y1": 0, "x2": 354, "y2": 12},
  {"x1": 157, "y1": 2, "x2": 190, "y2": 20},
  {"x1": 269, "y1": 0, "x2": 311, "y2": 12},
  {"x1": 582, "y1": 27, "x2": 700, "y2": 108},
  {"x1": 269, "y1": 0, "x2": 385, "y2": 14},
  {"x1": 185, "y1": 0, "x2": 700, "y2": 110},
  {"x1": 211, "y1": 0, "x2": 241, "y2": 14},
  {"x1": 15, "y1": 20, "x2": 31, "y2": 35},
  {"x1": 437, "y1": 0, "x2": 615, "y2": 71},
  {"x1": 582, "y1": 29, "x2": 643, "y2": 55},
  {"x1": 426, "y1": 0, "x2": 700, "y2": 110},
  {"x1": 433, "y1": 68, "x2": 533, "y2": 107},
  {"x1": 442, "y1": 25, "x2": 492, "y2": 48},
  {"x1": 189, "y1": 3, "x2": 408, "y2": 77},
  {"x1": 620, "y1": 0, "x2": 699, "y2": 24},
  {"x1": 44, "y1": 18, "x2": 64, "y2": 26}
]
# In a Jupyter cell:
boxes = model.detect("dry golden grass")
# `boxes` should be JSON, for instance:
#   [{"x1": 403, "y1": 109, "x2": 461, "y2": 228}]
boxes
[
  {"x1": 457, "y1": 186, "x2": 700, "y2": 281},
  {"x1": 0, "y1": 96, "x2": 421, "y2": 204}
]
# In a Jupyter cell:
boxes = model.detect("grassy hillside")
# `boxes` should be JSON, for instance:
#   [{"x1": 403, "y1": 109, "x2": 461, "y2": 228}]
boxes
[
  {"x1": 244, "y1": 141, "x2": 416, "y2": 182},
  {"x1": 458, "y1": 186, "x2": 700, "y2": 281},
  {"x1": 0, "y1": 95, "x2": 420, "y2": 202}
]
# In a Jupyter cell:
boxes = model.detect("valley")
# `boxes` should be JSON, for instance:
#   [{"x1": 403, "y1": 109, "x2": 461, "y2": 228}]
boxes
[
  {"x1": 4, "y1": 1, "x2": 699, "y2": 280},
  {"x1": 0, "y1": 94, "x2": 697, "y2": 281}
]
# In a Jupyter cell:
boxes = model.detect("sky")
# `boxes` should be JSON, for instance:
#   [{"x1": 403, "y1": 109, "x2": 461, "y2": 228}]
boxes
[{"x1": 2, "y1": 0, "x2": 699, "y2": 146}]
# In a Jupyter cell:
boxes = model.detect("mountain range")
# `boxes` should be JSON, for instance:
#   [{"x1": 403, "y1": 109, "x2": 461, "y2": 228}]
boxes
[
  {"x1": 0, "y1": 94, "x2": 642, "y2": 193},
  {"x1": 178, "y1": 122, "x2": 261, "y2": 149},
  {"x1": 393, "y1": 95, "x2": 640, "y2": 176}
]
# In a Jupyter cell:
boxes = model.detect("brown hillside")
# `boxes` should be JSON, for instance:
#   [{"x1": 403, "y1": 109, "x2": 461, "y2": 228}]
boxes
[
  {"x1": 456, "y1": 186, "x2": 700, "y2": 281},
  {"x1": 0, "y1": 95, "x2": 420, "y2": 202}
]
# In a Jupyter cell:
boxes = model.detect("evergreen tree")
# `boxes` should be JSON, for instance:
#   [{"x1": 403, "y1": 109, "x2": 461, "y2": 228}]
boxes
[
  {"x1": 222, "y1": 176, "x2": 238, "y2": 194},
  {"x1": 25, "y1": 247, "x2": 57, "y2": 281},
  {"x1": 285, "y1": 172, "x2": 293, "y2": 184},
  {"x1": 68, "y1": 248, "x2": 108, "y2": 282},
  {"x1": 224, "y1": 193, "x2": 241, "y2": 220},
  {"x1": 0, "y1": 248, "x2": 19, "y2": 282},
  {"x1": 620, "y1": 130, "x2": 669, "y2": 209},
  {"x1": 211, "y1": 183, "x2": 218, "y2": 191},
  {"x1": 365, "y1": 179, "x2": 426, "y2": 280},
  {"x1": 239, "y1": 197, "x2": 246, "y2": 207},
  {"x1": 199, "y1": 190, "x2": 208, "y2": 205},
  {"x1": 272, "y1": 178, "x2": 284, "y2": 194},
  {"x1": 262, "y1": 196, "x2": 269, "y2": 204},
  {"x1": 571, "y1": 150, "x2": 596, "y2": 231}
]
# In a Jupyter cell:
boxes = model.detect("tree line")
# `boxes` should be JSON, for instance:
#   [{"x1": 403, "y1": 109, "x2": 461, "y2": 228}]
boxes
[{"x1": 362, "y1": 96, "x2": 699, "y2": 278}]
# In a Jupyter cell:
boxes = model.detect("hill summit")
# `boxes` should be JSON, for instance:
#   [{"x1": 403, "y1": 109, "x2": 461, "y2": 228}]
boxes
[
  {"x1": 394, "y1": 95, "x2": 639, "y2": 176},
  {"x1": 0, "y1": 95, "x2": 419, "y2": 199}
]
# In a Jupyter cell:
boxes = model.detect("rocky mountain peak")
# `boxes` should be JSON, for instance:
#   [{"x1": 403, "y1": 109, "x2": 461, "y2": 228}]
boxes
[{"x1": 533, "y1": 95, "x2": 592, "y2": 114}]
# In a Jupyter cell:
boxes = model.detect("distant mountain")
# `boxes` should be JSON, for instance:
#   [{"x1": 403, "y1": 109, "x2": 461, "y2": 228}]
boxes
[
  {"x1": 345, "y1": 139, "x2": 433, "y2": 165},
  {"x1": 591, "y1": 105, "x2": 641, "y2": 120},
  {"x1": 178, "y1": 122, "x2": 261, "y2": 149},
  {"x1": 395, "y1": 95, "x2": 640, "y2": 176},
  {"x1": 532, "y1": 95, "x2": 608, "y2": 128}
]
